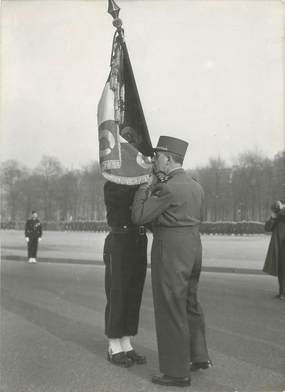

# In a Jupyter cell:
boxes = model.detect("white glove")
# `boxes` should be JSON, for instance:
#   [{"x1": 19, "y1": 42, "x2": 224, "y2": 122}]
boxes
[
  {"x1": 25, "y1": 237, "x2": 29, "y2": 242},
  {"x1": 38, "y1": 238, "x2": 42, "y2": 241}
]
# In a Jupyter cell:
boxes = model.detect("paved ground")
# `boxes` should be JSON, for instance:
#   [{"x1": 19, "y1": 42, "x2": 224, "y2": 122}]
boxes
[{"x1": 1, "y1": 231, "x2": 284, "y2": 392}]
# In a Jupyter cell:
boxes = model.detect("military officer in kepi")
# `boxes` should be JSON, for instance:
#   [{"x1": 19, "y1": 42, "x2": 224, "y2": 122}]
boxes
[
  {"x1": 132, "y1": 136, "x2": 212, "y2": 388},
  {"x1": 25, "y1": 210, "x2": 42, "y2": 263},
  {"x1": 103, "y1": 181, "x2": 148, "y2": 367}
]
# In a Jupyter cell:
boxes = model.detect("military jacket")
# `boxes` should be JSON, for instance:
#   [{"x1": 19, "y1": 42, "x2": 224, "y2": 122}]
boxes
[
  {"x1": 104, "y1": 181, "x2": 138, "y2": 227},
  {"x1": 25, "y1": 218, "x2": 42, "y2": 238},
  {"x1": 132, "y1": 168, "x2": 204, "y2": 227}
]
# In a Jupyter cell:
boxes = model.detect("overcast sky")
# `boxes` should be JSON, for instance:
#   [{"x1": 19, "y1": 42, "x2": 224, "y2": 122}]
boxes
[{"x1": 1, "y1": 0, "x2": 284, "y2": 170}]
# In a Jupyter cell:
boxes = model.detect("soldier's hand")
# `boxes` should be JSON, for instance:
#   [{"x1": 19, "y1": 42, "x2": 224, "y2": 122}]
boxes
[
  {"x1": 25, "y1": 237, "x2": 29, "y2": 242},
  {"x1": 38, "y1": 238, "x2": 42, "y2": 241}
]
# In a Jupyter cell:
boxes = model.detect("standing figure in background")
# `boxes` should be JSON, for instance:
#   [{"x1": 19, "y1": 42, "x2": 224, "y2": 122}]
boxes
[
  {"x1": 103, "y1": 181, "x2": 147, "y2": 367},
  {"x1": 263, "y1": 200, "x2": 285, "y2": 300},
  {"x1": 132, "y1": 136, "x2": 211, "y2": 388},
  {"x1": 25, "y1": 210, "x2": 42, "y2": 264}
]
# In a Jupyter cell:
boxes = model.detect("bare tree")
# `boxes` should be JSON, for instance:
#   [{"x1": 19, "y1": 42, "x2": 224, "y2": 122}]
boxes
[
  {"x1": 272, "y1": 151, "x2": 285, "y2": 200},
  {"x1": 57, "y1": 170, "x2": 82, "y2": 220},
  {"x1": 81, "y1": 162, "x2": 105, "y2": 220},
  {"x1": 34, "y1": 156, "x2": 63, "y2": 221},
  {"x1": 0, "y1": 160, "x2": 28, "y2": 221}
]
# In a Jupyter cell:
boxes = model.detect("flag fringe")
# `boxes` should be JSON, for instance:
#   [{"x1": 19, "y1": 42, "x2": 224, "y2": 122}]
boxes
[{"x1": 102, "y1": 172, "x2": 149, "y2": 186}]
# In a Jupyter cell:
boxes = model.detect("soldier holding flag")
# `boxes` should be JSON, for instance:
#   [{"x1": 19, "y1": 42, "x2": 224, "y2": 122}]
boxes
[
  {"x1": 97, "y1": 0, "x2": 152, "y2": 367},
  {"x1": 103, "y1": 181, "x2": 148, "y2": 367}
]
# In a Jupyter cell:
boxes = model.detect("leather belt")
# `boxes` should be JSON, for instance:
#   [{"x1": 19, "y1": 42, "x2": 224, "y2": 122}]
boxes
[{"x1": 110, "y1": 225, "x2": 146, "y2": 235}]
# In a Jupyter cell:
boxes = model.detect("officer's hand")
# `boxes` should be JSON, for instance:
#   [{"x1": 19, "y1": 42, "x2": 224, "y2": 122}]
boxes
[
  {"x1": 25, "y1": 237, "x2": 29, "y2": 242},
  {"x1": 38, "y1": 238, "x2": 42, "y2": 241},
  {"x1": 143, "y1": 172, "x2": 157, "y2": 186},
  {"x1": 148, "y1": 167, "x2": 160, "y2": 185},
  {"x1": 150, "y1": 173, "x2": 159, "y2": 185}
]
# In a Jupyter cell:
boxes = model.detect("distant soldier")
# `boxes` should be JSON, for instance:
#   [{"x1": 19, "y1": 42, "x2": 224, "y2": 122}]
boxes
[
  {"x1": 25, "y1": 210, "x2": 42, "y2": 263},
  {"x1": 263, "y1": 200, "x2": 285, "y2": 300}
]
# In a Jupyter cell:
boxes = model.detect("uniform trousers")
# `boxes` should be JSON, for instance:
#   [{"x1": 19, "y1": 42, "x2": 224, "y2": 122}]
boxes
[
  {"x1": 151, "y1": 226, "x2": 209, "y2": 378},
  {"x1": 27, "y1": 237, "x2": 39, "y2": 258},
  {"x1": 104, "y1": 231, "x2": 147, "y2": 338}
]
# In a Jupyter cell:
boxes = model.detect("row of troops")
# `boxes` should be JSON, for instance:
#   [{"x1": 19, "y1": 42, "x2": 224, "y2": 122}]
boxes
[{"x1": 23, "y1": 136, "x2": 285, "y2": 387}]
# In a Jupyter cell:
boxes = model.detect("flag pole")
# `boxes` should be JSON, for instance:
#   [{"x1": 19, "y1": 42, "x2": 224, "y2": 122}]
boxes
[
  {"x1": 108, "y1": 0, "x2": 123, "y2": 33},
  {"x1": 106, "y1": 0, "x2": 153, "y2": 158}
]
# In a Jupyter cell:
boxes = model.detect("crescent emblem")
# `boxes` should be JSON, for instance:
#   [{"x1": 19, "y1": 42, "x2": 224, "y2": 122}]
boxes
[{"x1": 99, "y1": 129, "x2": 115, "y2": 157}]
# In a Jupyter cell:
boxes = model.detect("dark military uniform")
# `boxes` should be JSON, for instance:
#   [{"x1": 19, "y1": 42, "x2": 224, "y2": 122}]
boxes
[
  {"x1": 263, "y1": 207, "x2": 285, "y2": 297},
  {"x1": 103, "y1": 181, "x2": 147, "y2": 338},
  {"x1": 25, "y1": 218, "x2": 42, "y2": 258},
  {"x1": 132, "y1": 168, "x2": 210, "y2": 378}
]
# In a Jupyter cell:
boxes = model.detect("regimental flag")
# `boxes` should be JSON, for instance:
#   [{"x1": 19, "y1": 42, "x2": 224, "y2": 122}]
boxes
[{"x1": 98, "y1": 30, "x2": 153, "y2": 185}]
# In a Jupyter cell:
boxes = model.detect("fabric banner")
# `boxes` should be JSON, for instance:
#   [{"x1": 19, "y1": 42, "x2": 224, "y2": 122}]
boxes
[{"x1": 97, "y1": 31, "x2": 153, "y2": 185}]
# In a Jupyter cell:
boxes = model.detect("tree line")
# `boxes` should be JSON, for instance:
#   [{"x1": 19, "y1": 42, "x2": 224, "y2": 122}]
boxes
[{"x1": 1, "y1": 151, "x2": 284, "y2": 225}]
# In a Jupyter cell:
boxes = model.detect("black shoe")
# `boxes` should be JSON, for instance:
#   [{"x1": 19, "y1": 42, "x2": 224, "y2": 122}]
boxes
[
  {"x1": 107, "y1": 351, "x2": 133, "y2": 368},
  {"x1": 151, "y1": 374, "x2": 191, "y2": 387},
  {"x1": 274, "y1": 294, "x2": 285, "y2": 300},
  {"x1": 125, "y1": 350, "x2": 146, "y2": 364},
  {"x1": 190, "y1": 360, "x2": 213, "y2": 371}
]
